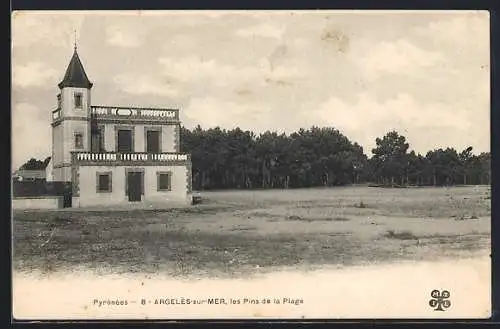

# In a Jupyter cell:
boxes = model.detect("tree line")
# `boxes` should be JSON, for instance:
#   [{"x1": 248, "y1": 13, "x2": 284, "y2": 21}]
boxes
[
  {"x1": 16, "y1": 126, "x2": 490, "y2": 190},
  {"x1": 17, "y1": 157, "x2": 51, "y2": 171},
  {"x1": 180, "y1": 126, "x2": 491, "y2": 190}
]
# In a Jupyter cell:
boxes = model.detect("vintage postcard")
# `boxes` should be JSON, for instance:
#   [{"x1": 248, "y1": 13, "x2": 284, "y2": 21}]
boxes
[{"x1": 11, "y1": 10, "x2": 491, "y2": 320}]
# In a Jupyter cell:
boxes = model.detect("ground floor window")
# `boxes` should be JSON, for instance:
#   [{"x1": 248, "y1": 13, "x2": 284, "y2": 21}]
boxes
[
  {"x1": 157, "y1": 171, "x2": 172, "y2": 191},
  {"x1": 96, "y1": 172, "x2": 112, "y2": 192}
]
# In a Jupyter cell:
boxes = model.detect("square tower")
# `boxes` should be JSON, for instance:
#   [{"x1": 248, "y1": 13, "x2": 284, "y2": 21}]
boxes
[{"x1": 51, "y1": 46, "x2": 93, "y2": 182}]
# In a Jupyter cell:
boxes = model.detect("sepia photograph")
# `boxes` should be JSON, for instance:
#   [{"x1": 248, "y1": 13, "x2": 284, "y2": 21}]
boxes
[{"x1": 11, "y1": 10, "x2": 491, "y2": 320}]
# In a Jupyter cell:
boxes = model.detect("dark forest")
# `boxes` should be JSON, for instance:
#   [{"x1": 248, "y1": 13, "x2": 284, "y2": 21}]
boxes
[{"x1": 180, "y1": 126, "x2": 491, "y2": 190}]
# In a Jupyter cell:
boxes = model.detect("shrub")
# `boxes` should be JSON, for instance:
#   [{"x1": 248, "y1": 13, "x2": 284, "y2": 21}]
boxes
[
  {"x1": 384, "y1": 229, "x2": 418, "y2": 240},
  {"x1": 354, "y1": 201, "x2": 367, "y2": 208}
]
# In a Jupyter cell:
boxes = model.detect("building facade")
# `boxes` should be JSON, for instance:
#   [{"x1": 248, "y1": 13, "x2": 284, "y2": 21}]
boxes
[
  {"x1": 51, "y1": 47, "x2": 192, "y2": 208},
  {"x1": 13, "y1": 157, "x2": 52, "y2": 181},
  {"x1": 14, "y1": 169, "x2": 47, "y2": 181}
]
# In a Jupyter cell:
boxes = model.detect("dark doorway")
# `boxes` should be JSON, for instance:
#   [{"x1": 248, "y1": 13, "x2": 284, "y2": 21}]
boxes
[
  {"x1": 117, "y1": 129, "x2": 133, "y2": 153},
  {"x1": 146, "y1": 130, "x2": 160, "y2": 153},
  {"x1": 63, "y1": 192, "x2": 72, "y2": 208},
  {"x1": 127, "y1": 172, "x2": 142, "y2": 202},
  {"x1": 62, "y1": 183, "x2": 72, "y2": 208}
]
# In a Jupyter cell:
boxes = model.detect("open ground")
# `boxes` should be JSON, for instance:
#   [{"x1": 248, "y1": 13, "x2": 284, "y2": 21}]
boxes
[{"x1": 13, "y1": 185, "x2": 491, "y2": 278}]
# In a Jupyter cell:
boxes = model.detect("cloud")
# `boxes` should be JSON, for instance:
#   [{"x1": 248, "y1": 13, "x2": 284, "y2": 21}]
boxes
[
  {"x1": 183, "y1": 96, "x2": 257, "y2": 128},
  {"x1": 12, "y1": 12, "x2": 85, "y2": 48},
  {"x1": 113, "y1": 74, "x2": 179, "y2": 97},
  {"x1": 158, "y1": 56, "x2": 235, "y2": 84},
  {"x1": 316, "y1": 92, "x2": 471, "y2": 130},
  {"x1": 158, "y1": 55, "x2": 304, "y2": 88},
  {"x1": 311, "y1": 93, "x2": 479, "y2": 154},
  {"x1": 413, "y1": 12, "x2": 489, "y2": 50},
  {"x1": 182, "y1": 95, "x2": 285, "y2": 133},
  {"x1": 12, "y1": 62, "x2": 58, "y2": 88},
  {"x1": 235, "y1": 22, "x2": 286, "y2": 39},
  {"x1": 358, "y1": 39, "x2": 444, "y2": 80},
  {"x1": 106, "y1": 25, "x2": 142, "y2": 47},
  {"x1": 12, "y1": 103, "x2": 51, "y2": 169}
]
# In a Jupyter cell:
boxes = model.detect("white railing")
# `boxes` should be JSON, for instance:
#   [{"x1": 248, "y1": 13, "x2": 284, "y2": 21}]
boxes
[
  {"x1": 76, "y1": 153, "x2": 118, "y2": 161},
  {"x1": 74, "y1": 152, "x2": 189, "y2": 162},
  {"x1": 90, "y1": 106, "x2": 178, "y2": 119}
]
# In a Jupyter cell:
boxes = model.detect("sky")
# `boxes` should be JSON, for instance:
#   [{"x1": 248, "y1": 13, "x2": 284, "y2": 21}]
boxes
[{"x1": 11, "y1": 10, "x2": 490, "y2": 169}]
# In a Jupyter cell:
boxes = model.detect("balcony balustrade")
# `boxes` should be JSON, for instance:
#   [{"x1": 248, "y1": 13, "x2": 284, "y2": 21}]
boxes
[
  {"x1": 52, "y1": 106, "x2": 179, "y2": 123},
  {"x1": 72, "y1": 152, "x2": 190, "y2": 165},
  {"x1": 90, "y1": 106, "x2": 179, "y2": 121}
]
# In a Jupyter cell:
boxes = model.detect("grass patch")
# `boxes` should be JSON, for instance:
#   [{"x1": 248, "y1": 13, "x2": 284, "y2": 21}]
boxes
[
  {"x1": 354, "y1": 201, "x2": 368, "y2": 209},
  {"x1": 286, "y1": 215, "x2": 304, "y2": 221},
  {"x1": 331, "y1": 216, "x2": 350, "y2": 222},
  {"x1": 285, "y1": 215, "x2": 350, "y2": 222},
  {"x1": 17, "y1": 205, "x2": 230, "y2": 219},
  {"x1": 384, "y1": 229, "x2": 418, "y2": 240},
  {"x1": 12, "y1": 186, "x2": 490, "y2": 277},
  {"x1": 229, "y1": 226, "x2": 257, "y2": 231},
  {"x1": 248, "y1": 212, "x2": 282, "y2": 220},
  {"x1": 454, "y1": 214, "x2": 480, "y2": 221},
  {"x1": 13, "y1": 212, "x2": 488, "y2": 277}
]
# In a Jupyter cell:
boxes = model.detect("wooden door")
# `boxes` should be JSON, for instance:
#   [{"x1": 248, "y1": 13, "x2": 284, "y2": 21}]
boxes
[
  {"x1": 127, "y1": 172, "x2": 142, "y2": 202},
  {"x1": 117, "y1": 130, "x2": 133, "y2": 153},
  {"x1": 146, "y1": 130, "x2": 160, "y2": 153}
]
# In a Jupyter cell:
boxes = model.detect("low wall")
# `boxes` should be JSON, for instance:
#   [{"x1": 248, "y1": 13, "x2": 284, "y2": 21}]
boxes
[
  {"x1": 12, "y1": 180, "x2": 71, "y2": 198},
  {"x1": 12, "y1": 196, "x2": 62, "y2": 210},
  {"x1": 71, "y1": 196, "x2": 191, "y2": 209}
]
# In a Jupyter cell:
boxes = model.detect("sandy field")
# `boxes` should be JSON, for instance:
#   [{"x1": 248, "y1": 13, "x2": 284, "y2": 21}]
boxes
[{"x1": 12, "y1": 185, "x2": 491, "y2": 319}]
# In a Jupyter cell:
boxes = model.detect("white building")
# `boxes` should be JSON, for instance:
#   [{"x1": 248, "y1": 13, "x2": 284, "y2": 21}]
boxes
[{"x1": 51, "y1": 46, "x2": 192, "y2": 208}]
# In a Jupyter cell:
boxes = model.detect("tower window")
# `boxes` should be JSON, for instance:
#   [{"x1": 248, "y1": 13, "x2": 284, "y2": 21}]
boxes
[
  {"x1": 74, "y1": 93, "x2": 83, "y2": 108},
  {"x1": 57, "y1": 94, "x2": 62, "y2": 109},
  {"x1": 74, "y1": 132, "x2": 84, "y2": 149}
]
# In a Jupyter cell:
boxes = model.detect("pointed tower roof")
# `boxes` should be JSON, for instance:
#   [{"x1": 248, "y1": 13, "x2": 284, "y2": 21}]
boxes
[{"x1": 58, "y1": 47, "x2": 93, "y2": 89}]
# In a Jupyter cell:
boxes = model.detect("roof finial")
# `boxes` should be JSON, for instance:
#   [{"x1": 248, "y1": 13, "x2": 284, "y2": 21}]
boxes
[{"x1": 73, "y1": 29, "x2": 77, "y2": 51}]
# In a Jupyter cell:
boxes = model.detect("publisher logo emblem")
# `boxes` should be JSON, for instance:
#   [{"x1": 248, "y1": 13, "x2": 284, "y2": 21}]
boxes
[{"x1": 429, "y1": 290, "x2": 451, "y2": 311}]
